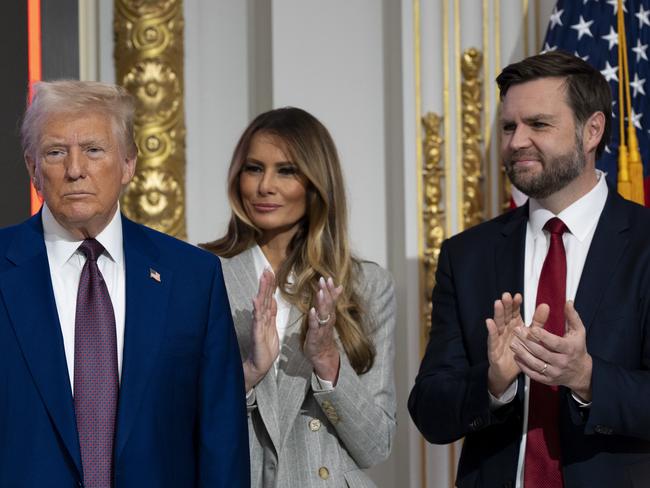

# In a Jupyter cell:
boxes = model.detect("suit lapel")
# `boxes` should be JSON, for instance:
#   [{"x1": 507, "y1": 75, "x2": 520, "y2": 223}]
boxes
[
  {"x1": 0, "y1": 215, "x2": 82, "y2": 476},
  {"x1": 495, "y1": 205, "x2": 528, "y2": 303},
  {"x1": 574, "y1": 191, "x2": 629, "y2": 331},
  {"x1": 222, "y1": 249, "x2": 282, "y2": 453},
  {"x1": 114, "y1": 218, "x2": 172, "y2": 461},
  {"x1": 276, "y1": 305, "x2": 311, "y2": 446}
]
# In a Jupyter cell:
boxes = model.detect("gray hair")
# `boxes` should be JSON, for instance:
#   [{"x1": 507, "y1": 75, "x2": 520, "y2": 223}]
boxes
[{"x1": 21, "y1": 80, "x2": 138, "y2": 160}]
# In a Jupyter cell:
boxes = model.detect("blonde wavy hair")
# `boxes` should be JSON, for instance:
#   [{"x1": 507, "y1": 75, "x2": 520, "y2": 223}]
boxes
[{"x1": 201, "y1": 107, "x2": 375, "y2": 374}]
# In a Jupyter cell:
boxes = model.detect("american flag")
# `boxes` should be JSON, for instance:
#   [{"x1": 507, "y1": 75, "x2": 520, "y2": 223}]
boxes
[
  {"x1": 543, "y1": 0, "x2": 650, "y2": 205},
  {"x1": 149, "y1": 268, "x2": 161, "y2": 283}
]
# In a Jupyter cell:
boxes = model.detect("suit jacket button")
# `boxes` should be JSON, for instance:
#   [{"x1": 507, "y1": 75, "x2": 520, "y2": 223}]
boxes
[
  {"x1": 470, "y1": 417, "x2": 483, "y2": 430},
  {"x1": 309, "y1": 418, "x2": 322, "y2": 431},
  {"x1": 318, "y1": 466, "x2": 330, "y2": 479}
]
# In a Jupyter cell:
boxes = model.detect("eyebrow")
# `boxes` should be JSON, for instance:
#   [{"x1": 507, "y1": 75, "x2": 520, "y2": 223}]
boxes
[
  {"x1": 500, "y1": 113, "x2": 557, "y2": 125},
  {"x1": 245, "y1": 157, "x2": 294, "y2": 165},
  {"x1": 40, "y1": 136, "x2": 110, "y2": 147}
]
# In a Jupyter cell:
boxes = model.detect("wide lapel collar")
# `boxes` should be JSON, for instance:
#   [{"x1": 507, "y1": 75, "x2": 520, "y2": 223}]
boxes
[
  {"x1": 0, "y1": 214, "x2": 82, "y2": 476},
  {"x1": 495, "y1": 204, "x2": 528, "y2": 302},
  {"x1": 574, "y1": 191, "x2": 629, "y2": 332},
  {"x1": 276, "y1": 305, "x2": 311, "y2": 446},
  {"x1": 222, "y1": 248, "x2": 282, "y2": 453},
  {"x1": 114, "y1": 217, "x2": 172, "y2": 461}
]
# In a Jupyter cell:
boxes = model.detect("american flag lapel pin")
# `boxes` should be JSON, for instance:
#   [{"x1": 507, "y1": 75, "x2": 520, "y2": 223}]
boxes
[{"x1": 149, "y1": 268, "x2": 161, "y2": 283}]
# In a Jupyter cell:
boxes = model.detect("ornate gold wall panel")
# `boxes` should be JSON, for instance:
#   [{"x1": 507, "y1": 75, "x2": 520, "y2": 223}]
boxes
[
  {"x1": 460, "y1": 48, "x2": 485, "y2": 229},
  {"x1": 115, "y1": 0, "x2": 187, "y2": 238},
  {"x1": 421, "y1": 112, "x2": 446, "y2": 338}
]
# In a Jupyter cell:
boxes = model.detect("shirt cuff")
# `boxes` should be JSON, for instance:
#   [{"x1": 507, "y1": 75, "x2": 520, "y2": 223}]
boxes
[
  {"x1": 571, "y1": 391, "x2": 592, "y2": 408},
  {"x1": 488, "y1": 380, "x2": 517, "y2": 409},
  {"x1": 314, "y1": 375, "x2": 335, "y2": 392}
]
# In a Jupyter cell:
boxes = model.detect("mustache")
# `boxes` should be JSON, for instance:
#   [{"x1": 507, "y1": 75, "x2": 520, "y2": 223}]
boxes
[{"x1": 505, "y1": 150, "x2": 544, "y2": 166}]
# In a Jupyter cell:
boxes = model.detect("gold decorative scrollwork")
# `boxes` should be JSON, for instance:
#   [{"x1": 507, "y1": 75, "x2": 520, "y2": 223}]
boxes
[
  {"x1": 115, "y1": 0, "x2": 187, "y2": 238},
  {"x1": 421, "y1": 112, "x2": 446, "y2": 335},
  {"x1": 460, "y1": 48, "x2": 485, "y2": 229}
]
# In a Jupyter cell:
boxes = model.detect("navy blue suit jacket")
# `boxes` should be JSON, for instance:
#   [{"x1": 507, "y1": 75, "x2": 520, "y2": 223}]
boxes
[
  {"x1": 0, "y1": 213, "x2": 250, "y2": 487},
  {"x1": 409, "y1": 190, "x2": 650, "y2": 488}
]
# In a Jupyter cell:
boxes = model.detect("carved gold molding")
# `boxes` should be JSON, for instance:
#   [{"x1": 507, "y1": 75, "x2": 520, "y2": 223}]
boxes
[
  {"x1": 421, "y1": 112, "x2": 446, "y2": 337},
  {"x1": 114, "y1": 0, "x2": 187, "y2": 238},
  {"x1": 460, "y1": 48, "x2": 485, "y2": 229}
]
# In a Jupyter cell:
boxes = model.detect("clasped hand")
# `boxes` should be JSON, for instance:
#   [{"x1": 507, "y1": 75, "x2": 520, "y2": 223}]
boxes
[{"x1": 486, "y1": 293, "x2": 593, "y2": 402}]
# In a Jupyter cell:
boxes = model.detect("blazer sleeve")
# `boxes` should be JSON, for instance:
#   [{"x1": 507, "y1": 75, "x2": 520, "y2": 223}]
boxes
[
  {"x1": 408, "y1": 240, "x2": 520, "y2": 444},
  {"x1": 311, "y1": 262, "x2": 397, "y2": 468},
  {"x1": 198, "y1": 260, "x2": 251, "y2": 487}
]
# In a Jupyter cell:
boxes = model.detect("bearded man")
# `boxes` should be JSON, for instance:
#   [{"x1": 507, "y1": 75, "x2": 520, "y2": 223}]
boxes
[{"x1": 409, "y1": 51, "x2": 650, "y2": 488}]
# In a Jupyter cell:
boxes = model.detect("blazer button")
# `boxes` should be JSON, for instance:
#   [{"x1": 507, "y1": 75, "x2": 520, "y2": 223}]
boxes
[
  {"x1": 470, "y1": 417, "x2": 484, "y2": 430},
  {"x1": 318, "y1": 466, "x2": 330, "y2": 480},
  {"x1": 309, "y1": 418, "x2": 322, "y2": 431}
]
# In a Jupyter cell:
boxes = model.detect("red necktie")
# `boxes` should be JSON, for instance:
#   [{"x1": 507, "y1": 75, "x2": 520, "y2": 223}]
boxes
[
  {"x1": 524, "y1": 217, "x2": 568, "y2": 487},
  {"x1": 74, "y1": 239, "x2": 118, "y2": 488}
]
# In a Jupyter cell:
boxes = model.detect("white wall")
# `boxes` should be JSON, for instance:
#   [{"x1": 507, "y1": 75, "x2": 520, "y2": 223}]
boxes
[
  {"x1": 184, "y1": 1, "x2": 250, "y2": 246},
  {"x1": 271, "y1": 0, "x2": 387, "y2": 266}
]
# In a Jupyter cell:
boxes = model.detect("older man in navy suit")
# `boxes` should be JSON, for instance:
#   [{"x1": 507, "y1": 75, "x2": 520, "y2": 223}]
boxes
[
  {"x1": 0, "y1": 80, "x2": 249, "y2": 487},
  {"x1": 410, "y1": 51, "x2": 650, "y2": 487}
]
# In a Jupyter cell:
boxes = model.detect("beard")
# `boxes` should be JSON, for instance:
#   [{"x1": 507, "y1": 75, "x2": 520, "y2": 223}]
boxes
[{"x1": 504, "y1": 134, "x2": 586, "y2": 200}]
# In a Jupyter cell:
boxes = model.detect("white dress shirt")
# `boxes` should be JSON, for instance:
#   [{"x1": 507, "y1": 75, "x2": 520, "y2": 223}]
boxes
[
  {"x1": 42, "y1": 203, "x2": 126, "y2": 394},
  {"x1": 490, "y1": 171, "x2": 608, "y2": 487}
]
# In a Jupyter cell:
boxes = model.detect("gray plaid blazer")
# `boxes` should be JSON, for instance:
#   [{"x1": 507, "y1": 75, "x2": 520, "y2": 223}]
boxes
[{"x1": 220, "y1": 248, "x2": 396, "y2": 487}]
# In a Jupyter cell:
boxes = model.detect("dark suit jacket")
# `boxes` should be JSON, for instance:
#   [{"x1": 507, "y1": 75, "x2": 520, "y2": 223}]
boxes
[
  {"x1": 408, "y1": 190, "x2": 650, "y2": 488},
  {"x1": 0, "y1": 213, "x2": 250, "y2": 487}
]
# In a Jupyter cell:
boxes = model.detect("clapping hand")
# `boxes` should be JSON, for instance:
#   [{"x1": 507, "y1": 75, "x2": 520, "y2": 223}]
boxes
[
  {"x1": 512, "y1": 300, "x2": 593, "y2": 401},
  {"x1": 242, "y1": 268, "x2": 279, "y2": 392},
  {"x1": 304, "y1": 277, "x2": 343, "y2": 384},
  {"x1": 485, "y1": 292, "x2": 524, "y2": 397}
]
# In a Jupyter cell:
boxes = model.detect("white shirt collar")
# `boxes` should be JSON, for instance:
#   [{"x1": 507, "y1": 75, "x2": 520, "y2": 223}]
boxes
[
  {"x1": 42, "y1": 203, "x2": 124, "y2": 268},
  {"x1": 528, "y1": 170, "x2": 609, "y2": 241}
]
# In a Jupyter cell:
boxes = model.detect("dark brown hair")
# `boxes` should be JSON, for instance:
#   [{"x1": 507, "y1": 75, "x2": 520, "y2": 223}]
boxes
[
  {"x1": 496, "y1": 50, "x2": 611, "y2": 158},
  {"x1": 201, "y1": 107, "x2": 375, "y2": 374}
]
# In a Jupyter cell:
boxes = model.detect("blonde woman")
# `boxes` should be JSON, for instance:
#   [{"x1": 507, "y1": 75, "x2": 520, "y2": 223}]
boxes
[{"x1": 202, "y1": 107, "x2": 396, "y2": 487}]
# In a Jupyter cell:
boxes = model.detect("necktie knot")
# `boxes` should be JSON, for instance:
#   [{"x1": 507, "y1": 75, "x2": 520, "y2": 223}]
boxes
[
  {"x1": 544, "y1": 217, "x2": 568, "y2": 236},
  {"x1": 79, "y1": 239, "x2": 105, "y2": 262}
]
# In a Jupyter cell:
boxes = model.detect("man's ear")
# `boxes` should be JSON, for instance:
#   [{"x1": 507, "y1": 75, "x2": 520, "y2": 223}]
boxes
[
  {"x1": 582, "y1": 111, "x2": 605, "y2": 154},
  {"x1": 121, "y1": 154, "x2": 137, "y2": 185},
  {"x1": 24, "y1": 152, "x2": 40, "y2": 191}
]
